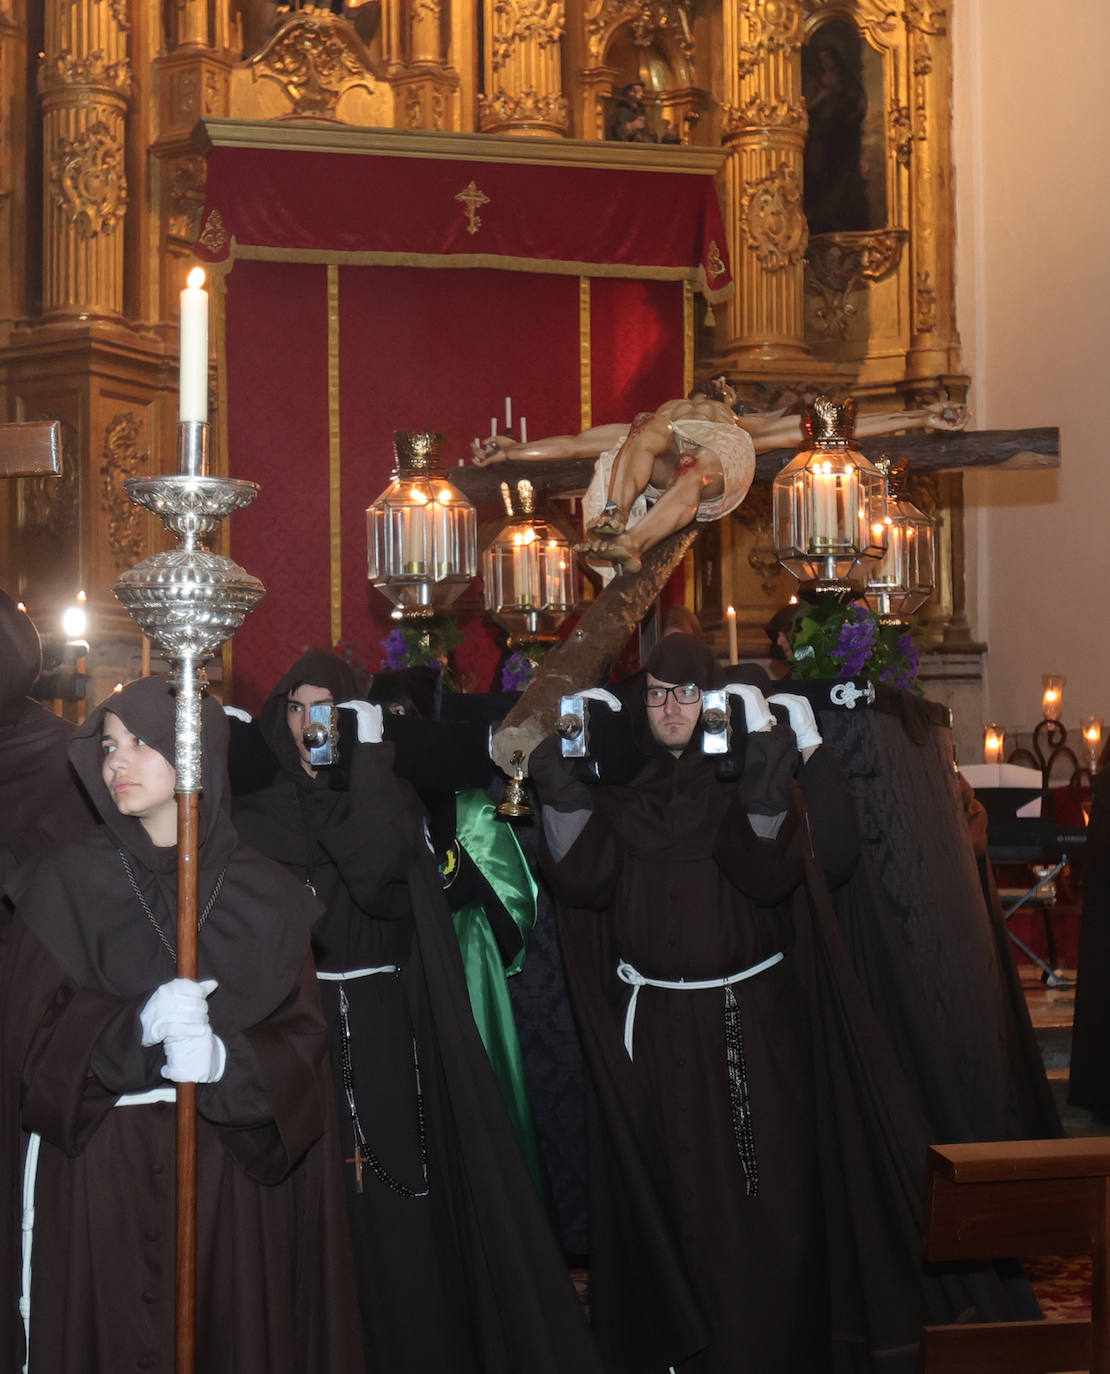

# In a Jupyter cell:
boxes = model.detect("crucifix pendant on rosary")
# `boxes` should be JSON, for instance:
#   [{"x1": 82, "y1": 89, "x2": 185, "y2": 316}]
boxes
[{"x1": 347, "y1": 1144, "x2": 365, "y2": 1193}]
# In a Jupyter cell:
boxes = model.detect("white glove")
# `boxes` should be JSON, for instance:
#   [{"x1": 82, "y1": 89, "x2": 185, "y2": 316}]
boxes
[
  {"x1": 723, "y1": 683, "x2": 775, "y2": 734},
  {"x1": 139, "y1": 978, "x2": 219, "y2": 1047},
  {"x1": 222, "y1": 705, "x2": 252, "y2": 723},
  {"x1": 161, "y1": 1028, "x2": 227, "y2": 1084},
  {"x1": 338, "y1": 699, "x2": 384, "y2": 744},
  {"x1": 768, "y1": 693, "x2": 823, "y2": 751},
  {"x1": 580, "y1": 687, "x2": 622, "y2": 712}
]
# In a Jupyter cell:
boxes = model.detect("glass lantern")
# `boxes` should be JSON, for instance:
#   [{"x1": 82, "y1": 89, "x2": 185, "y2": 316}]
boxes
[
  {"x1": 482, "y1": 479, "x2": 577, "y2": 643},
  {"x1": 863, "y1": 460, "x2": 936, "y2": 623},
  {"x1": 366, "y1": 431, "x2": 477, "y2": 618},
  {"x1": 772, "y1": 396, "x2": 887, "y2": 598}
]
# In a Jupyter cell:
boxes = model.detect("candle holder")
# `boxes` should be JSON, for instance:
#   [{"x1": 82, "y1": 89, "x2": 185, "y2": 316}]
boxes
[
  {"x1": 772, "y1": 396, "x2": 887, "y2": 601},
  {"x1": 482, "y1": 479, "x2": 577, "y2": 644},
  {"x1": 366, "y1": 431, "x2": 477, "y2": 620},
  {"x1": 113, "y1": 439, "x2": 265, "y2": 789},
  {"x1": 111, "y1": 417, "x2": 264, "y2": 1370},
  {"x1": 1081, "y1": 716, "x2": 1103, "y2": 776},
  {"x1": 1041, "y1": 674, "x2": 1066, "y2": 722},
  {"x1": 983, "y1": 723, "x2": 1005, "y2": 765},
  {"x1": 1007, "y1": 718, "x2": 1082, "y2": 791}
]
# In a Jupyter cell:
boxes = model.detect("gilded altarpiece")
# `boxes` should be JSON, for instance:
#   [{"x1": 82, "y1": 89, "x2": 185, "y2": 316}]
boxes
[{"x1": 0, "y1": 0, "x2": 972, "y2": 695}]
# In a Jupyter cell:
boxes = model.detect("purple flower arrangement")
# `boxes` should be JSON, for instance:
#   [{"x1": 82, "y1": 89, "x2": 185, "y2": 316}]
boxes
[{"x1": 788, "y1": 599, "x2": 922, "y2": 693}]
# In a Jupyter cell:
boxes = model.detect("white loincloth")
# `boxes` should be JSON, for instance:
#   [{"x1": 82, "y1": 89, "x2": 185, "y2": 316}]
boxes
[{"x1": 582, "y1": 419, "x2": 756, "y2": 534}]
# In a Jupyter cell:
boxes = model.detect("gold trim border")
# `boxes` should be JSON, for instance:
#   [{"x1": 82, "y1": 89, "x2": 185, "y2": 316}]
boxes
[
  {"x1": 211, "y1": 241, "x2": 734, "y2": 302},
  {"x1": 327, "y1": 265, "x2": 342, "y2": 648},
  {"x1": 198, "y1": 118, "x2": 729, "y2": 177},
  {"x1": 683, "y1": 279, "x2": 695, "y2": 398},
  {"x1": 579, "y1": 277, "x2": 591, "y2": 432}
]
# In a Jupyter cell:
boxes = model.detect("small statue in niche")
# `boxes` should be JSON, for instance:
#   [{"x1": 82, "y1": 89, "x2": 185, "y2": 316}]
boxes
[
  {"x1": 607, "y1": 81, "x2": 682, "y2": 145},
  {"x1": 802, "y1": 34, "x2": 872, "y2": 235}
]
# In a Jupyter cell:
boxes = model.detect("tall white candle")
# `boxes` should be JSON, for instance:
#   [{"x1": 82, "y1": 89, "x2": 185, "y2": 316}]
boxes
[
  {"x1": 179, "y1": 267, "x2": 209, "y2": 423},
  {"x1": 490, "y1": 418, "x2": 498, "y2": 438},
  {"x1": 726, "y1": 605, "x2": 738, "y2": 665},
  {"x1": 520, "y1": 416, "x2": 528, "y2": 444},
  {"x1": 504, "y1": 396, "x2": 513, "y2": 430}
]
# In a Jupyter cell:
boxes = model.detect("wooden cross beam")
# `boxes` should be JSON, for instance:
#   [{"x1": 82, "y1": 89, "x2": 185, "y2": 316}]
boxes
[
  {"x1": 0, "y1": 420, "x2": 63, "y2": 478},
  {"x1": 451, "y1": 425, "x2": 1060, "y2": 507}
]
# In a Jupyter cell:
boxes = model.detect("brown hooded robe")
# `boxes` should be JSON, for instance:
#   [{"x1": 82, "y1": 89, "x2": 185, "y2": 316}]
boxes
[
  {"x1": 232, "y1": 651, "x2": 605, "y2": 1374},
  {"x1": 544, "y1": 637, "x2": 1027, "y2": 1374},
  {"x1": 0, "y1": 677, "x2": 362, "y2": 1374}
]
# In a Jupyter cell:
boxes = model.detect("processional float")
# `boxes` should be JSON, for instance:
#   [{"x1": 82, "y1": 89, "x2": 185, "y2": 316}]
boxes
[{"x1": 112, "y1": 269, "x2": 265, "y2": 1374}]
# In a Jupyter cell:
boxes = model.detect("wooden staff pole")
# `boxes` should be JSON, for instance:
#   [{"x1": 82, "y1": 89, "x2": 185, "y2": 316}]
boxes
[{"x1": 175, "y1": 786, "x2": 200, "y2": 1374}]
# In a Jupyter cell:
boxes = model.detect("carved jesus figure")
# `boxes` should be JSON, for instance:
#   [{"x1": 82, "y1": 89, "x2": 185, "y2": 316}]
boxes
[{"x1": 472, "y1": 379, "x2": 964, "y2": 574}]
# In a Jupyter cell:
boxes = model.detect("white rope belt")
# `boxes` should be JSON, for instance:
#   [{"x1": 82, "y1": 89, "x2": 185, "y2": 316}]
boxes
[
  {"x1": 115, "y1": 1086, "x2": 177, "y2": 1106},
  {"x1": 21, "y1": 1085, "x2": 179, "y2": 1370},
  {"x1": 316, "y1": 964, "x2": 399, "y2": 981},
  {"x1": 616, "y1": 951, "x2": 784, "y2": 1061}
]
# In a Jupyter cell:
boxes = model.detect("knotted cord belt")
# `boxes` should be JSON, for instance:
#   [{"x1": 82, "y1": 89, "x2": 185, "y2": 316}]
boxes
[{"x1": 616, "y1": 951, "x2": 784, "y2": 1199}]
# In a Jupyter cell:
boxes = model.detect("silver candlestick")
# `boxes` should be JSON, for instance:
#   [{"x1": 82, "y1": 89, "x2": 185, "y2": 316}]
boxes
[
  {"x1": 111, "y1": 418, "x2": 265, "y2": 1374},
  {"x1": 112, "y1": 421, "x2": 265, "y2": 788}
]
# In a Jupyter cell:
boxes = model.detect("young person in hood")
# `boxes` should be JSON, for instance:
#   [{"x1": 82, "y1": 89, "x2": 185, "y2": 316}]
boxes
[{"x1": 0, "y1": 675, "x2": 362, "y2": 1374}]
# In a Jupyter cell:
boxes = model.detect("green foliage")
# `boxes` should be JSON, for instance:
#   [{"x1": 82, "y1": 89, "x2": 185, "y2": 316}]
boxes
[{"x1": 788, "y1": 599, "x2": 922, "y2": 693}]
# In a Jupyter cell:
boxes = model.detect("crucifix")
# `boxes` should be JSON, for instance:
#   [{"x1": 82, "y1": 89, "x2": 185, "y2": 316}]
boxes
[
  {"x1": 455, "y1": 179, "x2": 490, "y2": 236},
  {"x1": 0, "y1": 420, "x2": 63, "y2": 479}
]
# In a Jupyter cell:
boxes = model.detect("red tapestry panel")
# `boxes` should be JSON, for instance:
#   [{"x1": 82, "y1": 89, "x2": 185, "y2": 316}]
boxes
[{"x1": 197, "y1": 145, "x2": 731, "y2": 300}]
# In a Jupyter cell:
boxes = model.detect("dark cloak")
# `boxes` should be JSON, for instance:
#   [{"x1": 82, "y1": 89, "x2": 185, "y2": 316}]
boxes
[
  {"x1": 0, "y1": 675, "x2": 362, "y2": 1374},
  {"x1": 545, "y1": 698, "x2": 1028, "y2": 1374},
  {"x1": 1069, "y1": 767, "x2": 1110, "y2": 1110},
  {"x1": 0, "y1": 591, "x2": 94, "y2": 892},
  {"x1": 233, "y1": 651, "x2": 603, "y2": 1374}
]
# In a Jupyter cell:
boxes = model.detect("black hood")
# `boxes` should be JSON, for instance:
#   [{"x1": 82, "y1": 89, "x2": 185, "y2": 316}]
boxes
[
  {"x1": 258, "y1": 650, "x2": 359, "y2": 776},
  {"x1": 0, "y1": 592, "x2": 42, "y2": 726},
  {"x1": 70, "y1": 675, "x2": 234, "y2": 873},
  {"x1": 632, "y1": 633, "x2": 718, "y2": 761}
]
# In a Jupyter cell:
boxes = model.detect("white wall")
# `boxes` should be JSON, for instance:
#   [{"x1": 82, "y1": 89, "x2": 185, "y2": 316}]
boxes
[{"x1": 953, "y1": 0, "x2": 1110, "y2": 741}]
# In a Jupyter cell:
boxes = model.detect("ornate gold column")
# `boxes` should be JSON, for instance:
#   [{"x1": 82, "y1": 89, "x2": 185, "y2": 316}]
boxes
[
  {"x1": 0, "y1": 6, "x2": 29, "y2": 332},
  {"x1": 39, "y1": 0, "x2": 132, "y2": 320},
  {"x1": 717, "y1": 0, "x2": 826, "y2": 376},
  {"x1": 904, "y1": 0, "x2": 961, "y2": 387},
  {"x1": 393, "y1": 1, "x2": 460, "y2": 131},
  {"x1": 173, "y1": 0, "x2": 209, "y2": 49},
  {"x1": 152, "y1": 12, "x2": 232, "y2": 319},
  {"x1": 479, "y1": 0, "x2": 569, "y2": 137}
]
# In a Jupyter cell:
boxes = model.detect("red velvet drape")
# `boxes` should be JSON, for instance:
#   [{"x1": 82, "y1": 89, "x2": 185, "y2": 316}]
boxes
[{"x1": 225, "y1": 263, "x2": 687, "y2": 708}]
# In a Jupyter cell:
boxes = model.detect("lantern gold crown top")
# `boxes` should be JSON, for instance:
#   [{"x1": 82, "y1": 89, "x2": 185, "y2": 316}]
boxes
[
  {"x1": 393, "y1": 429, "x2": 445, "y2": 474},
  {"x1": 802, "y1": 396, "x2": 857, "y2": 446},
  {"x1": 875, "y1": 454, "x2": 912, "y2": 491}
]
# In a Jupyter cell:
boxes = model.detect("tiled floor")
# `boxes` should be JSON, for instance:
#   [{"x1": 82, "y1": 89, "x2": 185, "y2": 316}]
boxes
[{"x1": 1019, "y1": 963, "x2": 1110, "y2": 1138}]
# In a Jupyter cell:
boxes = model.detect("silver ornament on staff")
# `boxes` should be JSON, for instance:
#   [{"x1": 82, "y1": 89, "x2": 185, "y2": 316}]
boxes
[{"x1": 112, "y1": 268, "x2": 265, "y2": 1374}]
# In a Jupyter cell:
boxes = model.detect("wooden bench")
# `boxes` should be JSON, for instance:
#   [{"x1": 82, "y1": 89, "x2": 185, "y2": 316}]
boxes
[{"x1": 922, "y1": 1138, "x2": 1110, "y2": 1373}]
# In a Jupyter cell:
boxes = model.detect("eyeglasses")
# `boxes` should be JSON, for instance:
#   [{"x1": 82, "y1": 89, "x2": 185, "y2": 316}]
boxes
[{"x1": 642, "y1": 682, "x2": 702, "y2": 708}]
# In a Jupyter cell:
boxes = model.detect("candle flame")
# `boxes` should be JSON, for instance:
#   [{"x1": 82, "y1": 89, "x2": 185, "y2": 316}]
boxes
[{"x1": 187, "y1": 267, "x2": 206, "y2": 290}]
